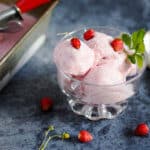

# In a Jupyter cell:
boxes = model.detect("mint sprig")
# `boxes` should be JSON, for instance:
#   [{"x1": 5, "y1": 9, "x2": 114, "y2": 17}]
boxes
[
  {"x1": 122, "y1": 33, "x2": 131, "y2": 48},
  {"x1": 135, "y1": 54, "x2": 143, "y2": 68},
  {"x1": 121, "y1": 29, "x2": 146, "y2": 68}
]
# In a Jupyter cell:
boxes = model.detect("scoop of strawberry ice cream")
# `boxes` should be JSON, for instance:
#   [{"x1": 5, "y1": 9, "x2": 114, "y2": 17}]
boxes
[
  {"x1": 84, "y1": 61, "x2": 125, "y2": 85},
  {"x1": 113, "y1": 52, "x2": 137, "y2": 77},
  {"x1": 53, "y1": 39, "x2": 95, "y2": 76},
  {"x1": 119, "y1": 59, "x2": 137, "y2": 77},
  {"x1": 85, "y1": 32, "x2": 115, "y2": 64},
  {"x1": 93, "y1": 51, "x2": 136, "y2": 79},
  {"x1": 81, "y1": 50, "x2": 136, "y2": 104}
]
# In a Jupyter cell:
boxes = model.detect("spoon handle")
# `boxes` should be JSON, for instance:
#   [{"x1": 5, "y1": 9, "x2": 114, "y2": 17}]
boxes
[{"x1": 16, "y1": 0, "x2": 52, "y2": 13}]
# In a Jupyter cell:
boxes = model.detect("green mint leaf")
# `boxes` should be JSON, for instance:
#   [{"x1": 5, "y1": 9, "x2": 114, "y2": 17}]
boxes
[
  {"x1": 131, "y1": 29, "x2": 146, "y2": 49},
  {"x1": 128, "y1": 29, "x2": 146, "y2": 69},
  {"x1": 131, "y1": 31, "x2": 138, "y2": 49},
  {"x1": 122, "y1": 33, "x2": 131, "y2": 48},
  {"x1": 128, "y1": 55, "x2": 136, "y2": 64},
  {"x1": 136, "y1": 42, "x2": 145, "y2": 54},
  {"x1": 136, "y1": 29, "x2": 146, "y2": 43},
  {"x1": 135, "y1": 54, "x2": 143, "y2": 68}
]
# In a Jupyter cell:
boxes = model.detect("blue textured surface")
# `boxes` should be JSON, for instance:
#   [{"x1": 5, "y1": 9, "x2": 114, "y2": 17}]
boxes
[{"x1": 0, "y1": 0, "x2": 150, "y2": 149}]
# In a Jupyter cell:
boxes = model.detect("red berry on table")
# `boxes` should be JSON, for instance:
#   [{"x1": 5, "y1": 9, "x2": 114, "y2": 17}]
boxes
[
  {"x1": 83, "y1": 29, "x2": 95, "y2": 41},
  {"x1": 134, "y1": 123, "x2": 149, "y2": 136},
  {"x1": 40, "y1": 97, "x2": 53, "y2": 112},
  {"x1": 71, "y1": 37, "x2": 81, "y2": 49},
  {"x1": 78, "y1": 130, "x2": 93, "y2": 143},
  {"x1": 111, "y1": 38, "x2": 124, "y2": 52}
]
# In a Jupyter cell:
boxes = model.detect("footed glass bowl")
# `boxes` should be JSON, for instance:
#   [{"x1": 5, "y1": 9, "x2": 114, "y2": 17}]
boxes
[{"x1": 56, "y1": 27, "x2": 146, "y2": 121}]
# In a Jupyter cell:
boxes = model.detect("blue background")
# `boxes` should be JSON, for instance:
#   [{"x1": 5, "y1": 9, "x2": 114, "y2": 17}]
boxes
[{"x1": 0, "y1": 0, "x2": 150, "y2": 149}]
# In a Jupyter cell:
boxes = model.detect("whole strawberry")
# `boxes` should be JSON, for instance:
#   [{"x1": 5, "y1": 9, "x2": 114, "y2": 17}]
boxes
[
  {"x1": 71, "y1": 37, "x2": 81, "y2": 49},
  {"x1": 134, "y1": 123, "x2": 149, "y2": 136},
  {"x1": 83, "y1": 29, "x2": 95, "y2": 41},
  {"x1": 78, "y1": 130, "x2": 93, "y2": 143},
  {"x1": 111, "y1": 38, "x2": 124, "y2": 52},
  {"x1": 40, "y1": 97, "x2": 53, "y2": 112}
]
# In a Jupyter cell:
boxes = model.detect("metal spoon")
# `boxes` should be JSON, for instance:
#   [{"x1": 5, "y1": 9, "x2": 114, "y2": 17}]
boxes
[{"x1": 0, "y1": 0, "x2": 51, "y2": 33}]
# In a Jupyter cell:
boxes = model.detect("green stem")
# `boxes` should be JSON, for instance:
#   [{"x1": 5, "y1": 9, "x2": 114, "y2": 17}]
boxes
[
  {"x1": 39, "y1": 135, "x2": 61, "y2": 150},
  {"x1": 39, "y1": 126, "x2": 54, "y2": 150},
  {"x1": 39, "y1": 136, "x2": 51, "y2": 150}
]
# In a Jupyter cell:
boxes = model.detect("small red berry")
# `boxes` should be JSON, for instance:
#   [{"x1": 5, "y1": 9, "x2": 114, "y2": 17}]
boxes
[
  {"x1": 78, "y1": 130, "x2": 93, "y2": 143},
  {"x1": 71, "y1": 37, "x2": 81, "y2": 49},
  {"x1": 40, "y1": 97, "x2": 53, "y2": 112},
  {"x1": 111, "y1": 38, "x2": 124, "y2": 51},
  {"x1": 83, "y1": 29, "x2": 95, "y2": 41},
  {"x1": 134, "y1": 123, "x2": 149, "y2": 136}
]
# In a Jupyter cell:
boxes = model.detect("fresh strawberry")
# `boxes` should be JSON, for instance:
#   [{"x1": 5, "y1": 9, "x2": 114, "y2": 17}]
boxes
[
  {"x1": 40, "y1": 97, "x2": 53, "y2": 112},
  {"x1": 71, "y1": 37, "x2": 81, "y2": 49},
  {"x1": 83, "y1": 29, "x2": 95, "y2": 41},
  {"x1": 134, "y1": 123, "x2": 149, "y2": 136},
  {"x1": 111, "y1": 38, "x2": 124, "y2": 51},
  {"x1": 78, "y1": 130, "x2": 93, "y2": 143}
]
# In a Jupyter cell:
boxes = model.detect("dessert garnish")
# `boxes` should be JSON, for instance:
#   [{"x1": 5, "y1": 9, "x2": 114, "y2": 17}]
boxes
[
  {"x1": 78, "y1": 130, "x2": 93, "y2": 143},
  {"x1": 83, "y1": 29, "x2": 95, "y2": 40},
  {"x1": 40, "y1": 97, "x2": 54, "y2": 112},
  {"x1": 134, "y1": 123, "x2": 149, "y2": 136},
  {"x1": 121, "y1": 29, "x2": 146, "y2": 68},
  {"x1": 111, "y1": 38, "x2": 124, "y2": 52},
  {"x1": 71, "y1": 37, "x2": 81, "y2": 49}
]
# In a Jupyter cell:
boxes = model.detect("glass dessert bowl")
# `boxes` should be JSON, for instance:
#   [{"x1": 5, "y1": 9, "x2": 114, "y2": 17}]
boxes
[{"x1": 54, "y1": 26, "x2": 146, "y2": 120}]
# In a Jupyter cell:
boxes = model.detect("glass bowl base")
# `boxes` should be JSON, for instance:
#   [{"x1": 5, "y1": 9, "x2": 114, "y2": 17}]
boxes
[{"x1": 68, "y1": 99, "x2": 128, "y2": 121}]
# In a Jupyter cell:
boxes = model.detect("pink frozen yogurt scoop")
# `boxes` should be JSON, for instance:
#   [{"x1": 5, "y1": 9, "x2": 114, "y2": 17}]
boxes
[
  {"x1": 84, "y1": 62, "x2": 126, "y2": 85},
  {"x1": 82, "y1": 59, "x2": 135, "y2": 104},
  {"x1": 85, "y1": 31, "x2": 116, "y2": 65},
  {"x1": 53, "y1": 38, "x2": 95, "y2": 76}
]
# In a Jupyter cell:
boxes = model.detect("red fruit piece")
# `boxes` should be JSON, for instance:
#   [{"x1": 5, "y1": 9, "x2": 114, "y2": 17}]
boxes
[
  {"x1": 40, "y1": 97, "x2": 53, "y2": 112},
  {"x1": 111, "y1": 38, "x2": 124, "y2": 51},
  {"x1": 83, "y1": 29, "x2": 95, "y2": 41},
  {"x1": 78, "y1": 130, "x2": 93, "y2": 143},
  {"x1": 71, "y1": 37, "x2": 81, "y2": 49},
  {"x1": 134, "y1": 123, "x2": 149, "y2": 136}
]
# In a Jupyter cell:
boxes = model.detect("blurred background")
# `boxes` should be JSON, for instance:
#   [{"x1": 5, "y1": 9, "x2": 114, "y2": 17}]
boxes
[{"x1": 50, "y1": 0, "x2": 150, "y2": 41}]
